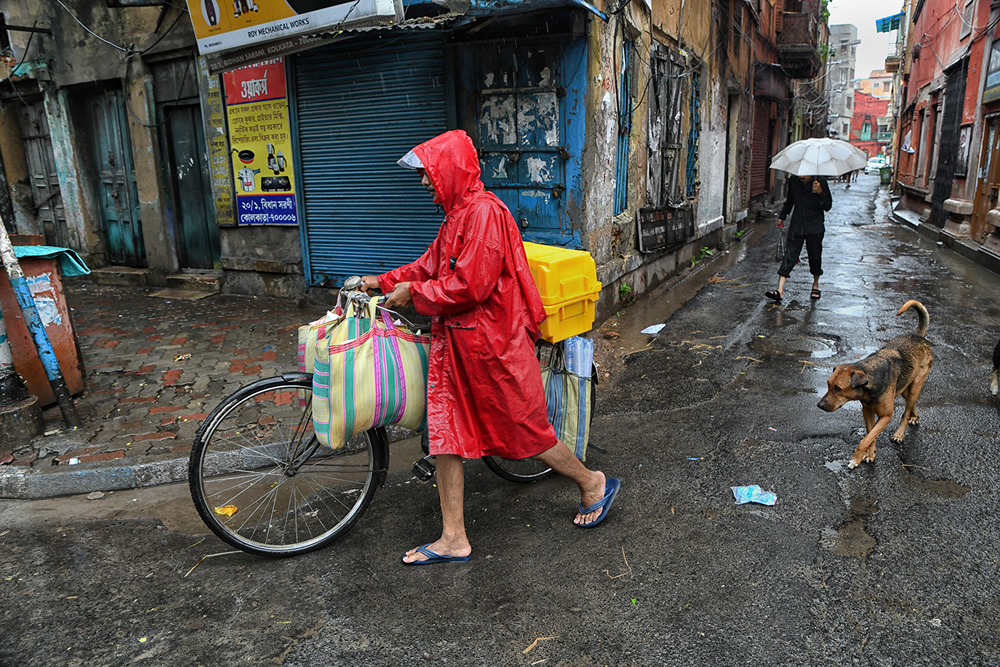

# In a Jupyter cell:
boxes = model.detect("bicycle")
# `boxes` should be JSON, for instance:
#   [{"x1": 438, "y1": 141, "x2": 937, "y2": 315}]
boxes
[{"x1": 187, "y1": 280, "x2": 596, "y2": 557}]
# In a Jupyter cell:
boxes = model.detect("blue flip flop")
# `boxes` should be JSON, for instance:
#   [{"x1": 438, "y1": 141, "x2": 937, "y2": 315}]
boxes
[
  {"x1": 402, "y1": 543, "x2": 472, "y2": 566},
  {"x1": 576, "y1": 477, "x2": 621, "y2": 528}
]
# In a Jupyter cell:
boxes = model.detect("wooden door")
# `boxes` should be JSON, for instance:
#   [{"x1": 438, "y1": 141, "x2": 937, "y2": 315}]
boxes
[
  {"x1": 17, "y1": 101, "x2": 67, "y2": 246},
  {"x1": 972, "y1": 118, "x2": 1000, "y2": 242},
  {"x1": 162, "y1": 104, "x2": 220, "y2": 269},
  {"x1": 86, "y1": 89, "x2": 146, "y2": 267}
]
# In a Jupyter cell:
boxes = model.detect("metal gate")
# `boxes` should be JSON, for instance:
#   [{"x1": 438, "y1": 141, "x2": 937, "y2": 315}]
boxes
[
  {"x1": 85, "y1": 89, "x2": 146, "y2": 267},
  {"x1": 292, "y1": 33, "x2": 449, "y2": 285},
  {"x1": 17, "y1": 100, "x2": 67, "y2": 246},
  {"x1": 750, "y1": 99, "x2": 772, "y2": 197}
]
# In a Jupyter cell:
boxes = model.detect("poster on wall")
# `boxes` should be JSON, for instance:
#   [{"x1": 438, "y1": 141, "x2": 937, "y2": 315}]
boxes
[
  {"x1": 186, "y1": 0, "x2": 402, "y2": 56},
  {"x1": 984, "y1": 40, "x2": 1000, "y2": 104},
  {"x1": 223, "y1": 58, "x2": 297, "y2": 226},
  {"x1": 197, "y1": 57, "x2": 235, "y2": 226}
]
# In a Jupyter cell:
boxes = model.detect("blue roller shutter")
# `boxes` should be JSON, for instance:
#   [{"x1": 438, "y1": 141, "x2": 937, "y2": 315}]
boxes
[{"x1": 293, "y1": 33, "x2": 449, "y2": 285}]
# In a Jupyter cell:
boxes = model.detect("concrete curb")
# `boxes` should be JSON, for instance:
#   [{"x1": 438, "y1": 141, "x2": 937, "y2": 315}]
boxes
[{"x1": 0, "y1": 454, "x2": 190, "y2": 500}]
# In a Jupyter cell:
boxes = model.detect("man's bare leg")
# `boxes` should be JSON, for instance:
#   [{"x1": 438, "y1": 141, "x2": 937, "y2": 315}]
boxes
[
  {"x1": 403, "y1": 454, "x2": 472, "y2": 564},
  {"x1": 535, "y1": 440, "x2": 609, "y2": 526}
]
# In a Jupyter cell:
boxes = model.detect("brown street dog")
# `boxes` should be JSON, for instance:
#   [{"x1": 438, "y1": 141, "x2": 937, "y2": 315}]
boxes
[{"x1": 817, "y1": 300, "x2": 933, "y2": 469}]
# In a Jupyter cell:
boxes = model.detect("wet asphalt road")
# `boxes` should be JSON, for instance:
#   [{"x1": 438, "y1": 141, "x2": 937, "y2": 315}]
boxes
[{"x1": 2, "y1": 172, "x2": 1000, "y2": 666}]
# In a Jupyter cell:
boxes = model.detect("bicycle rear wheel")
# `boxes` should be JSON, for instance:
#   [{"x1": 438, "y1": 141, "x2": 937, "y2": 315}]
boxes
[
  {"x1": 188, "y1": 373, "x2": 387, "y2": 557},
  {"x1": 483, "y1": 363, "x2": 598, "y2": 484}
]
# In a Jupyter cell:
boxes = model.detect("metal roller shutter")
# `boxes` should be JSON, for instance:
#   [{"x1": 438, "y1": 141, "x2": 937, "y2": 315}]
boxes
[
  {"x1": 749, "y1": 99, "x2": 771, "y2": 196},
  {"x1": 293, "y1": 33, "x2": 449, "y2": 285}
]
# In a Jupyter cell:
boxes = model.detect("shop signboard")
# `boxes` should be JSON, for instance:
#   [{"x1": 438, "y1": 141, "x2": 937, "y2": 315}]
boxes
[
  {"x1": 223, "y1": 58, "x2": 297, "y2": 226},
  {"x1": 985, "y1": 40, "x2": 1000, "y2": 104},
  {"x1": 197, "y1": 57, "x2": 235, "y2": 226},
  {"x1": 186, "y1": 0, "x2": 402, "y2": 56}
]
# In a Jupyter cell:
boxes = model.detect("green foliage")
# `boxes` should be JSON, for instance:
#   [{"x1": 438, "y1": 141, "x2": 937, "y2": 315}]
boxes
[
  {"x1": 618, "y1": 283, "x2": 633, "y2": 302},
  {"x1": 819, "y1": 0, "x2": 830, "y2": 23}
]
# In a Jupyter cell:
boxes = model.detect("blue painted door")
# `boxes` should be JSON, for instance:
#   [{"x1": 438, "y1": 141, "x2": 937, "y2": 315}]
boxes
[
  {"x1": 87, "y1": 90, "x2": 146, "y2": 267},
  {"x1": 469, "y1": 41, "x2": 580, "y2": 247}
]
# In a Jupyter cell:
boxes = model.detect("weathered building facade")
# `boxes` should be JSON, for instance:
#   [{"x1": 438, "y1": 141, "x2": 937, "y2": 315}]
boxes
[
  {"x1": 0, "y1": 3, "x2": 219, "y2": 285},
  {"x1": 892, "y1": 0, "x2": 1000, "y2": 262},
  {"x1": 0, "y1": 0, "x2": 830, "y2": 319}
]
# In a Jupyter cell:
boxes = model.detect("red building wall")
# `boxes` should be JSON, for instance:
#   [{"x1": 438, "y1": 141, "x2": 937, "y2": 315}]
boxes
[{"x1": 850, "y1": 91, "x2": 890, "y2": 160}]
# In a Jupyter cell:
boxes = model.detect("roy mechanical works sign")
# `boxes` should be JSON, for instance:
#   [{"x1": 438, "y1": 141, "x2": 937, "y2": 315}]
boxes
[{"x1": 187, "y1": 0, "x2": 403, "y2": 57}]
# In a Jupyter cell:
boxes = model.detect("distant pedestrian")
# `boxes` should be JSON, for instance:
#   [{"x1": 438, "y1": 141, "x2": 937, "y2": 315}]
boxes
[{"x1": 764, "y1": 174, "x2": 833, "y2": 302}]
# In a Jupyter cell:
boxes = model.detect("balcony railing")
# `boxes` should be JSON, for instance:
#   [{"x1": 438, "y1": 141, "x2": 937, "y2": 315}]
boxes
[
  {"x1": 877, "y1": 131, "x2": 893, "y2": 142},
  {"x1": 778, "y1": 12, "x2": 823, "y2": 79}
]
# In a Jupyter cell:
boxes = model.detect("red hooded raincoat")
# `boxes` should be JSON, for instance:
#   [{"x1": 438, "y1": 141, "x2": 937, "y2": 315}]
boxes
[{"x1": 378, "y1": 130, "x2": 558, "y2": 459}]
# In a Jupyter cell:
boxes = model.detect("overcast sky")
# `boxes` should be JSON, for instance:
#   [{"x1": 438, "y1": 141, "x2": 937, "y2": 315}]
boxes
[{"x1": 827, "y1": 0, "x2": 901, "y2": 79}]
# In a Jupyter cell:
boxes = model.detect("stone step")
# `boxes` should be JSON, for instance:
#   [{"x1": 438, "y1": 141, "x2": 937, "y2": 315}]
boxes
[
  {"x1": 87, "y1": 266, "x2": 149, "y2": 287},
  {"x1": 165, "y1": 271, "x2": 223, "y2": 293}
]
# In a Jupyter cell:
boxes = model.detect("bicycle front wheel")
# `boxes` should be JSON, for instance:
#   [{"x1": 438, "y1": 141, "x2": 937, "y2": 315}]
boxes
[{"x1": 188, "y1": 374, "x2": 387, "y2": 557}]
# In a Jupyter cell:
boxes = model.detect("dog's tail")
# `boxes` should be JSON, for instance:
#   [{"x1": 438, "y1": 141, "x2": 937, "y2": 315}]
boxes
[{"x1": 897, "y1": 300, "x2": 929, "y2": 337}]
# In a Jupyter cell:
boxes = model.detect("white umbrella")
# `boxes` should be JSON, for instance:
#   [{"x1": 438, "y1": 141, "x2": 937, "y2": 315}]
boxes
[{"x1": 769, "y1": 138, "x2": 869, "y2": 177}]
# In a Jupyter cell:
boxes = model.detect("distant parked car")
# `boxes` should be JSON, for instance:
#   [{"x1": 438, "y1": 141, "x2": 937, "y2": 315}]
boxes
[{"x1": 865, "y1": 157, "x2": 888, "y2": 174}]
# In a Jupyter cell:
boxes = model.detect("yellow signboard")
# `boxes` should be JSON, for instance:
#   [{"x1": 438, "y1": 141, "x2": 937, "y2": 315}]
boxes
[
  {"x1": 223, "y1": 58, "x2": 297, "y2": 225},
  {"x1": 197, "y1": 57, "x2": 235, "y2": 226},
  {"x1": 187, "y1": 0, "x2": 402, "y2": 55}
]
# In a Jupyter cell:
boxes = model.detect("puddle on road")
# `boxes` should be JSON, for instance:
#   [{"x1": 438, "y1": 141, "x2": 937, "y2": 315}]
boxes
[
  {"x1": 820, "y1": 495, "x2": 879, "y2": 558},
  {"x1": 748, "y1": 335, "x2": 837, "y2": 359},
  {"x1": 610, "y1": 234, "x2": 764, "y2": 354},
  {"x1": 831, "y1": 304, "x2": 866, "y2": 318},
  {"x1": 901, "y1": 469, "x2": 970, "y2": 499},
  {"x1": 821, "y1": 520, "x2": 877, "y2": 557}
]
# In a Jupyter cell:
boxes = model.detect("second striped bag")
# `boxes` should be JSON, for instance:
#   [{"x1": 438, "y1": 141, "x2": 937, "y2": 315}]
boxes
[{"x1": 312, "y1": 302, "x2": 430, "y2": 449}]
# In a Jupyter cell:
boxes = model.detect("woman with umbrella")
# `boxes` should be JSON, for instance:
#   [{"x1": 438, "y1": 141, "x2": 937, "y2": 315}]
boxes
[{"x1": 764, "y1": 138, "x2": 866, "y2": 303}]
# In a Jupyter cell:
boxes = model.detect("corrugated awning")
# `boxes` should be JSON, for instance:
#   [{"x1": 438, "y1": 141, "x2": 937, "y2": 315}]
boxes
[{"x1": 205, "y1": 2, "x2": 605, "y2": 73}]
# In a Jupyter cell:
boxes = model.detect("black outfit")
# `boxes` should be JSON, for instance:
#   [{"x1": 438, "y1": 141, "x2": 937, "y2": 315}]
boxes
[{"x1": 777, "y1": 176, "x2": 832, "y2": 278}]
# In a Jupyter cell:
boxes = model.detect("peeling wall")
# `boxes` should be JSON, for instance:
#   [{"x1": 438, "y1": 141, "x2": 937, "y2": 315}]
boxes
[
  {"x1": 219, "y1": 226, "x2": 305, "y2": 298},
  {"x1": 124, "y1": 59, "x2": 177, "y2": 281},
  {"x1": 0, "y1": 104, "x2": 34, "y2": 234},
  {"x1": 42, "y1": 88, "x2": 100, "y2": 255}
]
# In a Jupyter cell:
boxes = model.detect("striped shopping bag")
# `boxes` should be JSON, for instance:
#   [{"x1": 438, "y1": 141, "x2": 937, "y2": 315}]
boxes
[
  {"x1": 312, "y1": 303, "x2": 429, "y2": 449},
  {"x1": 297, "y1": 293, "x2": 345, "y2": 374},
  {"x1": 540, "y1": 336, "x2": 595, "y2": 462}
]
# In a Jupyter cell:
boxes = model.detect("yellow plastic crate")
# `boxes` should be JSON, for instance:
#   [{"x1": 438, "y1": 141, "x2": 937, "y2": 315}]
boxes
[
  {"x1": 538, "y1": 289, "x2": 601, "y2": 343},
  {"x1": 523, "y1": 242, "x2": 602, "y2": 343},
  {"x1": 522, "y1": 242, "x2": 601, "y2": 305}
]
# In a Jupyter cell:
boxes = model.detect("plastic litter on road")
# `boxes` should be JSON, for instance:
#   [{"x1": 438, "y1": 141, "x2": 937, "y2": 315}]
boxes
[
  {"x1": 641, "y1": 323, "x2": 666, "y2": 335},
  {"x1": 731, "y1": 485, "x2": 777, "y2": 505}
]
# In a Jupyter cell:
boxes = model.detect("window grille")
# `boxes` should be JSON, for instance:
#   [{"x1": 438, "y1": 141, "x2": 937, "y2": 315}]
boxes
[
  {"x1": 614, "y1": 40, "x2": 633, "y2": 215},
  {"x1": 686, "y1": 70, "x2": 700, "y2": 198}
]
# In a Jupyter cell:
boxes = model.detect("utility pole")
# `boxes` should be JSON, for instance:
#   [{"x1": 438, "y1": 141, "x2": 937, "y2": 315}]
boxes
[{"x1": 0, "y1": 217, "x2": 81, "y2": 428}]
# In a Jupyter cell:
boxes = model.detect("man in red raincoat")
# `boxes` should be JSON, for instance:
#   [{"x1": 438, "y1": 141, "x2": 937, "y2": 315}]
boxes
[{"x1": 360, "y1": 130, "x2": 621, "y2": 565}]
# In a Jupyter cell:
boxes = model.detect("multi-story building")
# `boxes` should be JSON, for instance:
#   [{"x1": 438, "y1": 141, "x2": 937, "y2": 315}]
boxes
[
  {"x1": 857, "y1": 70, "x2": 894, "y2": 100},
  {"x1": 892, "y1": 0, "x2": 1000, "y2": 266},
  {"x1": 0, "y1": 0, "x2": 828, "y2": 317},
  {"x1": 826, "y1": 24, "x2": 859, "y2": 140},
  {"x1": 849, "y1": 91, "x2": 891, "y2": 159}
]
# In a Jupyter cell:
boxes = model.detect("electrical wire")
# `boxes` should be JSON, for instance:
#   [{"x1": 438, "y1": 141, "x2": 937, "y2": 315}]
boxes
[
  {"x1": 0, "y1": 20, "x2": 38, "y2": 85},
  {"x1": 121, "y1": 49, "x2": 197, "y2": 129},
  {"x1": 55, "y1": 0, "x2": 131, "y2": 53},
  {"x1": 139, "y1": 6, "x2": 187, "y2": 55}
]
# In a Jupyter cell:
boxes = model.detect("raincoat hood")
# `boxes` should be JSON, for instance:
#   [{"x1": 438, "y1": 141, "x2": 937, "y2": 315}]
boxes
[{"x1": 409, "y1": 130, "x2": 484, "y2": 214}]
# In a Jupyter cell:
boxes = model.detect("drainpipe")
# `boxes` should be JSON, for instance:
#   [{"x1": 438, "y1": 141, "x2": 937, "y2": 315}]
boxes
[{"x1": 0, "y1": 218, "x2": 81, "y2": 428}]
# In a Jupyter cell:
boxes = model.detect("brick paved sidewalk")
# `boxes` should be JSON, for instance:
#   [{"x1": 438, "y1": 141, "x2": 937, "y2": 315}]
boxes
[{"x1": 1, "y1": 280, "x2": 333, "y2": 498}]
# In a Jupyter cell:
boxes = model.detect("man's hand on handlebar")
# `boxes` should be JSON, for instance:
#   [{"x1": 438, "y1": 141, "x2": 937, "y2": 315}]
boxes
[
  {"x1": 358, "y1": 276, "x2": 381, "y2": 294},
  {"x1": 384, "y1": 282, "x2": 412, "y2": 309}
]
